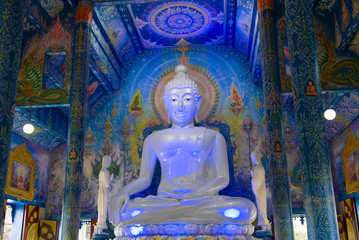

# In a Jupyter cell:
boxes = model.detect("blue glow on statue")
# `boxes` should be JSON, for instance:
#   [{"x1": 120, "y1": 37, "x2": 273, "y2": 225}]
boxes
[
  {"x1": 108, "y1": 64, "x2": 257, "y2": 226},
  {"x1": 131, "y1": 210, "x2": 142, "y2": 217},
  {"x1": 224, "y1": 208, "x2": 240, "y2": 219},
  {"x1": 130, "y1": 226, "x2": 143, "y2": 236}
]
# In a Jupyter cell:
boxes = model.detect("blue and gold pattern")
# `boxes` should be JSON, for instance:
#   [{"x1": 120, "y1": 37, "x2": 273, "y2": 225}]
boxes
[
  {"x1": 0, "y1": 0, "x2": 24, "y2": 225},
  {"x1": 257, "y1": 0, "x2": 294, "y2": 238},
  {"x1": 60, "y1": 1, "x2": 92, "y2": 240},
  {"x1": 285, "y1": 0, "x2": 339, "y2": 238},
  {"x1": 150, "y1": 3, "x2": 210, "y2": 38}
]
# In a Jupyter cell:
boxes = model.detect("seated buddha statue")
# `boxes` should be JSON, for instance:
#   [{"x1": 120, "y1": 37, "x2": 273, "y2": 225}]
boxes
[{"x1": 108, "y1": 64, "x2": 257, "y2": 226}]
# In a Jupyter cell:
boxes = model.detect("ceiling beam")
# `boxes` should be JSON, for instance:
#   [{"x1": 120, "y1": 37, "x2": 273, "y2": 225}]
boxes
[
  {"x1": 92, "y1": 0, "x2": 172, "y2": 5},
  {"x1": 336, "y1": 17, "x2": 359, "y2": 51},
  {"x1": 90, "y1": 34, "x2": 123, "y2": 90},
  {"x1": 117, "y1": 5, "x2": 143, "y2": 53},
  {"x1": 89, "y1": 61, "x2": 114, "y2": 94},
  {"x1": 13, "y1": 107, "x2": 69, "y2": 151},
  {"x1": 247, "y1": 0, "x2": 258, "y2": 61},
  {"x1": 226, "y1": 0, "x2": 236, "y2": 47},
  {"x1": 92, "y1": 10, "x2": 124, "y2": 69}
]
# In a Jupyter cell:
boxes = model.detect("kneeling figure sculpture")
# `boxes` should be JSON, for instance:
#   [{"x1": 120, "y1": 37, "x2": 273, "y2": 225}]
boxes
[{"x1": 108, "y1": 64, "x2": 257, "y2": 236}]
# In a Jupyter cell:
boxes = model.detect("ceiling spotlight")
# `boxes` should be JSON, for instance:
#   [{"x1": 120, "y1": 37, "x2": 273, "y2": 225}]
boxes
[
  {"x1": 23, "y1": 106, "x2": 35, "y2": 134},
  {"x1": 324, "y1": 109, "x2": 336, "y2": 121},
  {"x1": 23, "y1": 123, "x2": 34, "y2": 134}
]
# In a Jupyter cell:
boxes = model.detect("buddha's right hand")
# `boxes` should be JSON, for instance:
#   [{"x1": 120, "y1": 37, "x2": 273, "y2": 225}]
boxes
[
  {"x1": 118, "y1": 191, "x2": 130, "y2": 212},
  {"x1": 108, "y1": 191, "x2": 129, "y2": 226}
]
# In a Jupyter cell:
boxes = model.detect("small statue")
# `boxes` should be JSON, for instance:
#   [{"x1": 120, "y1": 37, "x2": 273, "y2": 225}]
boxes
[
  {"x1": 251, "y1": 150, "x2": 271, "y2": 231},
  {"x1": 69, "y1": 149, "x2": 77, "y2": 159},
  {"x1": 108, "y1": 64, "x2": 257, "y2": 226},
  {"x1": 274, "y1": 142, "x2": 282, "y2": 152},
  {"x1": 306, "y1": 81, "x2": 317, "y2": 96},
  {"x1": 97, "y1": 155, "x2": 114, "y2": 232}
]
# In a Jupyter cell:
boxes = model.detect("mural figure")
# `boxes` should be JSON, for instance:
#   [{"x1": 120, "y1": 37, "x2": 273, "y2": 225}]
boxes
[
  {"x1": 129, "y1": 89, "x2": 144, "y2": 119},
  {"x1": 130, "y1": 89, "x2": 142, "y2": 111},
  {"x1": 11, "y1": 162, "x2": 31, "y2": 191},
  {"x1": 251, "y1": 149, "x2": 271, "y2": 231},
  {"x1": 97, "y1": 155, "x2": 114, "y2": 232},
  {"x1": 108, "y1": 64, "x2": 257, "y2": 226},
  {"x1": 228, "y1": 84, "x2": 244, "y2": 115}
]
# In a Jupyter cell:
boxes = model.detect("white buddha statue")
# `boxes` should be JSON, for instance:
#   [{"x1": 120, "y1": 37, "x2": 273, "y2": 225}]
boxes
[
  {"x1": 251, "y1": 149, "x2": 271, "y2": 231},
  {"x1": 108, "y1": 64, "x2": 257, "y2": 226},
  {"x1": 97, "y1": 155, "x2": 113, "y2": 232}
]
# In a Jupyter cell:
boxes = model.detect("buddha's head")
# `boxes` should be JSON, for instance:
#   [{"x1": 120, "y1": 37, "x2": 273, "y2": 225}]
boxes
[
  {"x1": 102, "y1": 155, "x2": 111, "y2": 169},
  {"x1": 163, "y1": 64, "x2": 202, "y2": 126}
]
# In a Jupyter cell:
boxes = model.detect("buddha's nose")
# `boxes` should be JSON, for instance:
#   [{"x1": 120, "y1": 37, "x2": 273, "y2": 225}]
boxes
[{"x1": 177, "y1": 102, "x2": 185, "y2": 111}]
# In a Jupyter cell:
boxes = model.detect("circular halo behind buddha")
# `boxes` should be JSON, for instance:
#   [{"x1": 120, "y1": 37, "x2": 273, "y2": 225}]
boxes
[{"x1": 151, "y1": 64, "x2": 219, "y2": 123}]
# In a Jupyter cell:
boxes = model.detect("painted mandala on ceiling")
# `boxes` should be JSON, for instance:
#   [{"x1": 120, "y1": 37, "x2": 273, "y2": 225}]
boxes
[
  {"x1": 150, "y1": 3, "x2": 210, "y2": 38},
  {"x1": 128, "y1": 0, "x2": 226, "y2": 49}
]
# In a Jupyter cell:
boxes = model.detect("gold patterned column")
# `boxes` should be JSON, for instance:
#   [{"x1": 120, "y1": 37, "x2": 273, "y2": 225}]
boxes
[
  {"x1": 0, "y1": 0, "x2": 24, "y2": 235},
  {"x1": 256, "y1": 0, "x2": 294, "y2": 238},
  {"x1": 285, "y1": 0, "x2": 339, "y2": 238},
  {"x1": 60, "y1": 1, "x2": 92, "y2": 239}
]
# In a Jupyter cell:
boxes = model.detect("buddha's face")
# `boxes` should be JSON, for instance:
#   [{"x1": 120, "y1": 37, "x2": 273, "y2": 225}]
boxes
[{"x1": 165, "y1": 87, "x2": 201, "y2": 126}]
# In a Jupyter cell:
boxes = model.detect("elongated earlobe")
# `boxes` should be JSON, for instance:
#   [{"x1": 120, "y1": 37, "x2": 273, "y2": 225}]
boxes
[
  {"x1": 163, "y1": 96, "x2": 171, "y2": 124},
  {"x1": 194, "y1": 106, "x2": 200, "y2": 123},
  {"x1": 195, "y1": 96, "x2": 202, "y2": 122},
  {"x1": 167, "y1": 110, "x2": 171, "y2": 124}
]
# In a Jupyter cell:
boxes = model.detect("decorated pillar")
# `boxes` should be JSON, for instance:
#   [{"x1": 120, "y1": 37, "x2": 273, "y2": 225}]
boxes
[
  {"x1": 257, "y1": 0, "x2": 294, "y2": 239},
  {"x1": 284, "y1": 0, "x2": 339, "y2": 239},
  {"x1": 60, "y1": 1, "x2": 92, "y2": 239},
  {"x1": 0, "y1": 0, "x2": 24, "y2": 232}
]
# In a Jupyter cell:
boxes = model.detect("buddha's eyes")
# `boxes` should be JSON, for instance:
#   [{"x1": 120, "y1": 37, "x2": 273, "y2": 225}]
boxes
[{"x1": 168, "y1": 95, "x2": 192, "y2": 103}]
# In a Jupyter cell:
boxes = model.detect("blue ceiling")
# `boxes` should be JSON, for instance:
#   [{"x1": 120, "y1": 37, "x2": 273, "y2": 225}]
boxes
[{"x1": 14, "y1": 0, "x2": 359, "y2": 150}]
